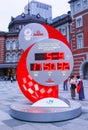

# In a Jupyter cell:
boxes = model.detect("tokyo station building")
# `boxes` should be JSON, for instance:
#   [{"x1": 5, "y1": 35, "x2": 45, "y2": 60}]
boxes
[
  {"x1": 0, "y1": 13, "x2": 47, "y2": 80},
  {"x1": 0, "y1": 0, "x2": 88, "y2": 80}
]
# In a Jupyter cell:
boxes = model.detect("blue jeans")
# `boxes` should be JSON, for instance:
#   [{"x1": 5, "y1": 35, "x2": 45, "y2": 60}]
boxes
[{"x1": 63, "y1": 82, "x2": 68, "y2": 90}]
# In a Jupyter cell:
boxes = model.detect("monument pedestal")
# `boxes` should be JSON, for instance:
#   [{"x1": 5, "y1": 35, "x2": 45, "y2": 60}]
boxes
[{"x1": 10, "y1": 98, "x2": 82, "y2": 122}]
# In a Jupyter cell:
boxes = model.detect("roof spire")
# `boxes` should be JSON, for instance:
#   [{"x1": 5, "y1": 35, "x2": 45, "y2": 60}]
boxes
[{"x1": 28, "y1": 0, "x2": 30, "y2": 14}]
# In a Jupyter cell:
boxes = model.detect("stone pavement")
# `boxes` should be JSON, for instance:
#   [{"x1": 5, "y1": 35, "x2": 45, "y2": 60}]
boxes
[{"x1": 0, "y1": 80, "x2": 88, "y2": 130}]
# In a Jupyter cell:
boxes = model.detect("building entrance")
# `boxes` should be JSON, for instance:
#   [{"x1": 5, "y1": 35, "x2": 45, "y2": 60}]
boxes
[
  {"x1": 0, "y1": 68, "x2": 16, "y2": 81},
  {"x1": 80, "y1": 61, "x2": 88, "y2": 79},
  {"x1": 83, "y1": 62, "x2": 88, "y2": 79}
]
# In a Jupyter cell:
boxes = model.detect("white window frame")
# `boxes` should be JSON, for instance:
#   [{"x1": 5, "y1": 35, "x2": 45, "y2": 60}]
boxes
[
  {"x1": 76, "y1": 16, "x2": 83, "y2": 28},
  {"x1": 83, "y1": 0, "x2": 88, "y2": 8},
  {"x1": 6, "y1": 53, "x2": 11, "y2": 63},
  {"x1": 76, "y1": 33, "x2": 84, "y2": 49},
  {"x1": 12, "y1": 40, "x2": 17, "y2": 50},
  {"x1": 12, "y1": 53, "x2": 17, "y2": 62},
  {"x1": 75, "y1": 2, "x2": 81, "y2": 12},
  {"x1": 6, "y1": 40, "x2": 10, "y2": 50},
  {"x1": 61, "y1": 27, "x2": 66, "y2": 35}
]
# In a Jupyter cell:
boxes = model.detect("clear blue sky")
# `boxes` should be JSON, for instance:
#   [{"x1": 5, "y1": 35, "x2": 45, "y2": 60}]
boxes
[{"x1": 0, "y1": 0, "x2": 70, "y2": 31}]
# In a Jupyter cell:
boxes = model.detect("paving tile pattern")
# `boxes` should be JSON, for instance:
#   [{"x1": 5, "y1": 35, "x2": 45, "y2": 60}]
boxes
[{"x1": 0, "y1": 80, "x2": 88, "y2": 130}]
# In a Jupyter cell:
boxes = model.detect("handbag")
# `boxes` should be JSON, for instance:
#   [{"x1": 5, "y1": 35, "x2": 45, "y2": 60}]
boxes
[
  {"x1": 77, "y1": 84, "x2": 81, "y2": 93},
  {"x1": 71, "y1": 84, "x2": 76, "y2": 89},
  {"x1": 77, "y1": 81, "x2": 82, "y2": 93}
]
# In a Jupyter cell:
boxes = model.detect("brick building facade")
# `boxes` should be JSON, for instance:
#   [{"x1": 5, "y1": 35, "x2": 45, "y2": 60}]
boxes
[
  {"x1": 0, "y1": 12, "x2": 47, "y2": 80},
  {"x1": 69, "y1": 0, "x2": 88, "y2": 79},
  {"x1": 51, "y1": 12, "x2": 72, "y2": 43},
  {"x1": 0, "y1": 33, "x2": 5, "y2": 64},
  {"x1": 0, "y1": 32, "x2": 21, "y2": 79}
]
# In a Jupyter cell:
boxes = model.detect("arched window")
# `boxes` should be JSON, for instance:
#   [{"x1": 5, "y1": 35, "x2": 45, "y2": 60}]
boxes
[
  {"x1": 12, "y1": 53, "x2": 17, "y2": 62},
  {"x1": 6, "y1": 39, "x2": 18, "y2": 50},
  {"x1": 6, "y1": 40, "x2": 10, "y2": 50},
  {"x1": 12, "y1": 40, "x2": 17, "y2": 50},
  {"x1": 6, "y1": 53, "x2": 11, "y2": 62}
]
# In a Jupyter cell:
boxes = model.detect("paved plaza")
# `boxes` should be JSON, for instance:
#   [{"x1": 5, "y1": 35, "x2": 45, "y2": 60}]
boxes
[{"x1": 0, "y1": 80, "x2": 88, "y2": 130}]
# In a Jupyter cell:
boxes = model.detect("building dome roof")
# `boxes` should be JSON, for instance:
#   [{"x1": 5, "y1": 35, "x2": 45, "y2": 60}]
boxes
[{"x1": 8, "y1": 13, "x2": 47, "y2": 32}]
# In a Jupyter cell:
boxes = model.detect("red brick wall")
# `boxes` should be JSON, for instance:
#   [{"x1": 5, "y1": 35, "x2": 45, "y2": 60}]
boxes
[
  {"x1": 70, "y1": 10, "x2": 88, "y2": 76},
  {"x1": 83, "y1": 13, "x2": 88, "y2": 47},
  {"x1": 0, "y1": 36, "x2": 5, "y2": 63}
]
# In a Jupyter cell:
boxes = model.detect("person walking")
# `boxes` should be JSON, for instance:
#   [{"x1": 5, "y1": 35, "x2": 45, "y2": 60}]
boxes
[
  {"x1": 70, "y1": 75, "x2": 76, "y2": 100},
  {"x1": 63, "y1": 79, "x2": 68, "y2": 91},
  {"x1": 76, "y1": 75, "x2": 85, "y2": 100},
  {"x1": 10, "y1": 76, "x2": 13, "y2": 83}
]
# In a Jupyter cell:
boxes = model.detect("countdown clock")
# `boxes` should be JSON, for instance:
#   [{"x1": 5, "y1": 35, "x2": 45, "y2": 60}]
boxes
[
  {"x1": 27, "y1": 38, "x2": 73, "y2": 86},
  {"x1": 17, "y1": 23, "x2": 74, "y2": 103}
]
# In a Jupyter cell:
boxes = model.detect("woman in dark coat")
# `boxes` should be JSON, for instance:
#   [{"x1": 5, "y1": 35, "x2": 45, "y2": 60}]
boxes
[
  {"x1": 76, "y1": 75, "x2": 85, "y2": 100},
  {"x1": 70, "y1": 75, "x2": 76, "y2": 100}
]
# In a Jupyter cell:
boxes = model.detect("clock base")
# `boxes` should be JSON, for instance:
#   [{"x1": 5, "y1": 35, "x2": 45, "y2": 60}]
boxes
[{"x1": 10, "y1": 98, "x2": 82, "y2": 122}]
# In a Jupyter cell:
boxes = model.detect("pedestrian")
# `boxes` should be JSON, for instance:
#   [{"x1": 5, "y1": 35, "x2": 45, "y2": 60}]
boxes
[
  {"x1": 63, "y1": 79, "x2": 68, "y2": 91},
  {"x1": 76, "y1": 75, "x2": 85, "y2": 100},
  {"x1": 70, "y1": 75, "x2": 76, "y2": 100},
  {"x1": 10, "y1": 76, "x2": 13, "y2": 83}
]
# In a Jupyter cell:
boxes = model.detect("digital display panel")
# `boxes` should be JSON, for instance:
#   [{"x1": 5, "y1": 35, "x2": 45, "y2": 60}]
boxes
[
  {"x1": 35, "y1": 52, "x2": 64, "y2": 60},
  {"x1": 30, "y1": 63, "x2": 42, "y2": 71},
  {"x1": 57, "y1": 62, "x2": 70, "y2": 70},
  {"x1": 43, "y1": 63, "x2": 56, "y2": 71},
  {"x1": 30, "y1": 52, "x2": 70, "y2": 71},
  {"x1": 30, "y1": 62, "x2": 70, "y2": 71}
]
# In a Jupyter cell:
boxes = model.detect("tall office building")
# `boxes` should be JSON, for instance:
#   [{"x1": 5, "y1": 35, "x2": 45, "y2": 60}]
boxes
[{"x1": 24, "y1": 0, "x2": 52, "y2": 23}]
